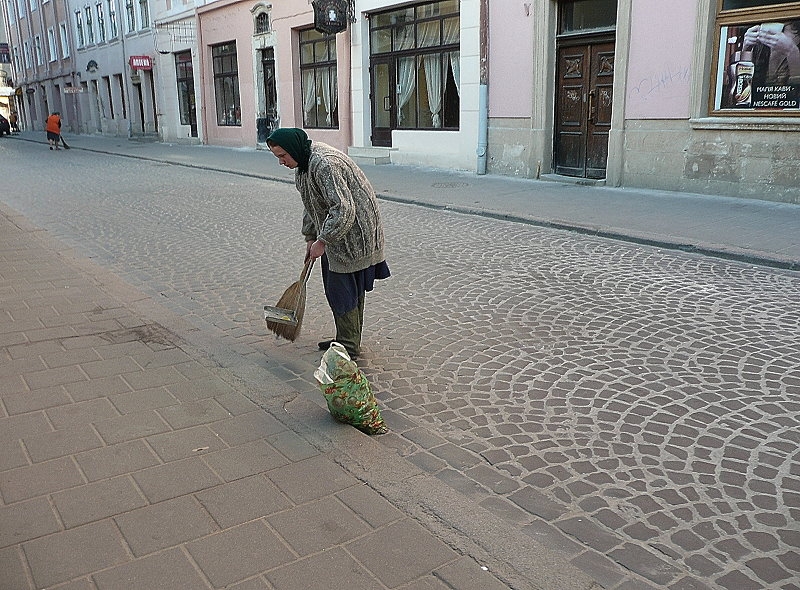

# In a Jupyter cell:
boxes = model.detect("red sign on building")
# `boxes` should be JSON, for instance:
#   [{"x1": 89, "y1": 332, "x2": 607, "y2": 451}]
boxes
[{"x1": 129, "y1": 55, "x2": 153, "y2": 70}]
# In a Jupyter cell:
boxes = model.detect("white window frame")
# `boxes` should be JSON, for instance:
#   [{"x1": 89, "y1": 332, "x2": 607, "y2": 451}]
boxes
[
  {"x1": 34, "y1": 35, "x2": 43, "y2": 65},
  {"x1": 23, "y1": 40, "x2": 32, "y2": 68},
  {"x1": 138, "y1": 0, "x2": 149, "y2": 29},
  {"x1": 84, "y1": 5, "x2": 95, "y2": 44},
  {"x1": 60, "y1": 22, "x2": 70, "y2": 57},
  {"x1": 124, "y1": 0, "x2": 135, "y2": 33},
  {"x1": 75, "y1": 9, "x2": 85, "y2": 47},
  {"x1": 8, "y1": 0, "x2": 16, "y2": 21},
  {"x1": 96, "y1": 1, "x2": 106, "y2": 42},
  {"x1": 29, "y1": 0, "x2": 36, "y2": 12},
  {"x1": 12, "y1": 46, "x2": 22, "y2": 72},
  {"x1": 47, "y1": 27, "x2": 57, "y2": 61},
  {"x1": 107, "y1": 0, "x2": 118, "y2": 38},
  {"x1": 16, "y1": 0, "x2": 26, "y2": 19}
]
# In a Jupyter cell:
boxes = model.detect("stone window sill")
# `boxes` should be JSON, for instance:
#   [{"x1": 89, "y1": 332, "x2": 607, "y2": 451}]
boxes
[{"x1": 691, "y1": 117, "x2": 800, "y2": 131}]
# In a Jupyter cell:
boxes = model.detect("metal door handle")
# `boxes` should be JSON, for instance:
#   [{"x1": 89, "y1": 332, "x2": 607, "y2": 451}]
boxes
[
  {"x1": 384, "y1": 96, "x2": 391, "y2": 111},
  {"x1": 588, "y1": 89, "x2": 596, "y2": 124}
]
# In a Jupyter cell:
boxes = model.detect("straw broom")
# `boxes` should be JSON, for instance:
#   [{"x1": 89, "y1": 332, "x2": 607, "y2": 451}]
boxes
[{"x1": 265, "y1": 258, "x2": 314, "y2": 342}]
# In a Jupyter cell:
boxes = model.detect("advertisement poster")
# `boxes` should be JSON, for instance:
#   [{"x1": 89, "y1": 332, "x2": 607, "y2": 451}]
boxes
[{"x1": 716, "y1": 19, "x2": 800, "y2": 111}]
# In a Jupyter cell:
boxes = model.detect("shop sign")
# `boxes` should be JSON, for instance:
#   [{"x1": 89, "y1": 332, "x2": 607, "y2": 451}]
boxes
[
  {"x1": 312, "y1": 0, "x2": 349, "y2": 35},
  {"x1": 714, "y1": 18, "x2": 800, "y2": 111},
  {"x1": 63, "y1": 86, "x2": 85, "y2": 93},
  {"x1": 129, "y1": 55, "x2": 153, "y2": 70}
]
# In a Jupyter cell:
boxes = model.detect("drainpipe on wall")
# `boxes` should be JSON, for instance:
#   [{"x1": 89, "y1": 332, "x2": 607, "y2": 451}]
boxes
[
  {"x1": 342, "y1": 27, "x2": 353, "y2": 149},
  {"x1": 476, "y1": 0, "x2": 489, "y2": 175},
  {"x1": 196, "y1": 14, "x2": 208, "y2": 145}
]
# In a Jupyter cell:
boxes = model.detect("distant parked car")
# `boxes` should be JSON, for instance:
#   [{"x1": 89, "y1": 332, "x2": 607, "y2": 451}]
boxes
[{"x1": 0, "y1": 114, "x2": 10, "y2": 136}]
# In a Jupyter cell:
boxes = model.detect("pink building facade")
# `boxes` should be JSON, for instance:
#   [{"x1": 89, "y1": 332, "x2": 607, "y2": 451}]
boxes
[
  {"x1": 195, "y1": 0, "x2": 353, "y2": 151},
  {"x1": 486, "y1": 0, "x2": 800, "y2": 203}
]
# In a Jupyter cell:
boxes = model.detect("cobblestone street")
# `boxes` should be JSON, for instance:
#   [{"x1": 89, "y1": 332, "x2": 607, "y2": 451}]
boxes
[{"x1": 2, "y1": 138, "x2": 799, "y2": 589}]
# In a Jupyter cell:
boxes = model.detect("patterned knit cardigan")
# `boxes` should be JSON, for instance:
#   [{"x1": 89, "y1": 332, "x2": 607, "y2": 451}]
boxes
[{"x1": 297, "y1": 142, "x2": 386, "y2": 274}]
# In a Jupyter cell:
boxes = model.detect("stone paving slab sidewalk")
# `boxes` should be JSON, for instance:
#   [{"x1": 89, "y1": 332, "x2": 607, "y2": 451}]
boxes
[{"x1": 0, "y1": 207, "x2": 603, "y2": 589}]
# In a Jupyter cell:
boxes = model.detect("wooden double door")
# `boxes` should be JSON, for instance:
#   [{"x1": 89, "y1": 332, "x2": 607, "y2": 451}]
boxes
[{"x1": 554, "y1": 39, "x2": 615, "y2": 179}]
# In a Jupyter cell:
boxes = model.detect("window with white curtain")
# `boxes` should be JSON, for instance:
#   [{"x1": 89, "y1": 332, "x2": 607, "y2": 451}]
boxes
[
  {"x1": 370, "y1": 0, "x2": 460, "y2": 129},
  {"x1": 299, "y1": 28, "x2": 338, "y2": 128}
]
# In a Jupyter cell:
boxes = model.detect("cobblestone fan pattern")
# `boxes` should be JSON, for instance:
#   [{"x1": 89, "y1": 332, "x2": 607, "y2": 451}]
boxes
[{"x1": 2, "y1": 142, "x2": 799, "y2": 590}]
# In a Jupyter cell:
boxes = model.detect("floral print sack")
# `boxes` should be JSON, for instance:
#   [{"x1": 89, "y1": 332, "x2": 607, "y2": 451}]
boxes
[{"x1": 314, "y1": 342, "x2": 388, "y2": 435}]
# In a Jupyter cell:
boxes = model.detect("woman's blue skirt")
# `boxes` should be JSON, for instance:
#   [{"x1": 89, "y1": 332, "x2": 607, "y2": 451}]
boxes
[{"x1": 320, "y1": 256, "x2": 391, "y2": 316}]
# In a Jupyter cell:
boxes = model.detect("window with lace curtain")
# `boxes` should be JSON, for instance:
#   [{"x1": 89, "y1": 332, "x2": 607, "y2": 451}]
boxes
[
  {"x1": 370, "y1": 0, "x2": 460, "y2": 129},
  {"x1": 299, "y1": 28, "x2": 338, "y2": 128}
]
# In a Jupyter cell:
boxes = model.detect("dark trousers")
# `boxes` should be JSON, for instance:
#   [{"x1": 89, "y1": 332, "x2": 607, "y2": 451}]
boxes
[
  {"x1": 333, "y1": 296, "x2": 365, "y2": 357},
  {"x1": 321, "y1": 255, "x2": 366, "y2": 357}
]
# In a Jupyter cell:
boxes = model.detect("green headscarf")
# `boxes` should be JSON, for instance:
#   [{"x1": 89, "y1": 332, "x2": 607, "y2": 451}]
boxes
[{"x1": 267, "y1": 127, "x2": 312, "y2": 172}]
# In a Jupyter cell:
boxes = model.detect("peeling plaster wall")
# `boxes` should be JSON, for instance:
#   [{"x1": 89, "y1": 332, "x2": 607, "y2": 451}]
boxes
[
  {"x1": 624, "y1": 120, "x2": 800, "y2": 203},
  {"x1": 486, "y1": 119, "x2": 534, "y2": 178}
]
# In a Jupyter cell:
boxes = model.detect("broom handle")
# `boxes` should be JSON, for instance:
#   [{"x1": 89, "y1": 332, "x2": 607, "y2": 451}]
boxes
[
  {"x1": 300, "y1": 257, "x2": 314, "y2": 284},
  {"x1": 295, "y1": 258, "x2": 314, "y2": 308}
]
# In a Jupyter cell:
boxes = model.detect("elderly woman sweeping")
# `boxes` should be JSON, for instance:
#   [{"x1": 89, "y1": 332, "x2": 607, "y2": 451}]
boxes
[{"x1": 267, "y1": 128, "x2": 390, "y2": 359}]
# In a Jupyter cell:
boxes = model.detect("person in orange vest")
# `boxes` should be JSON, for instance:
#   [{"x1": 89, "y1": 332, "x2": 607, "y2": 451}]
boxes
[{"x1": 45, "y1": 112, "x2": 62, "y2": 150}]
